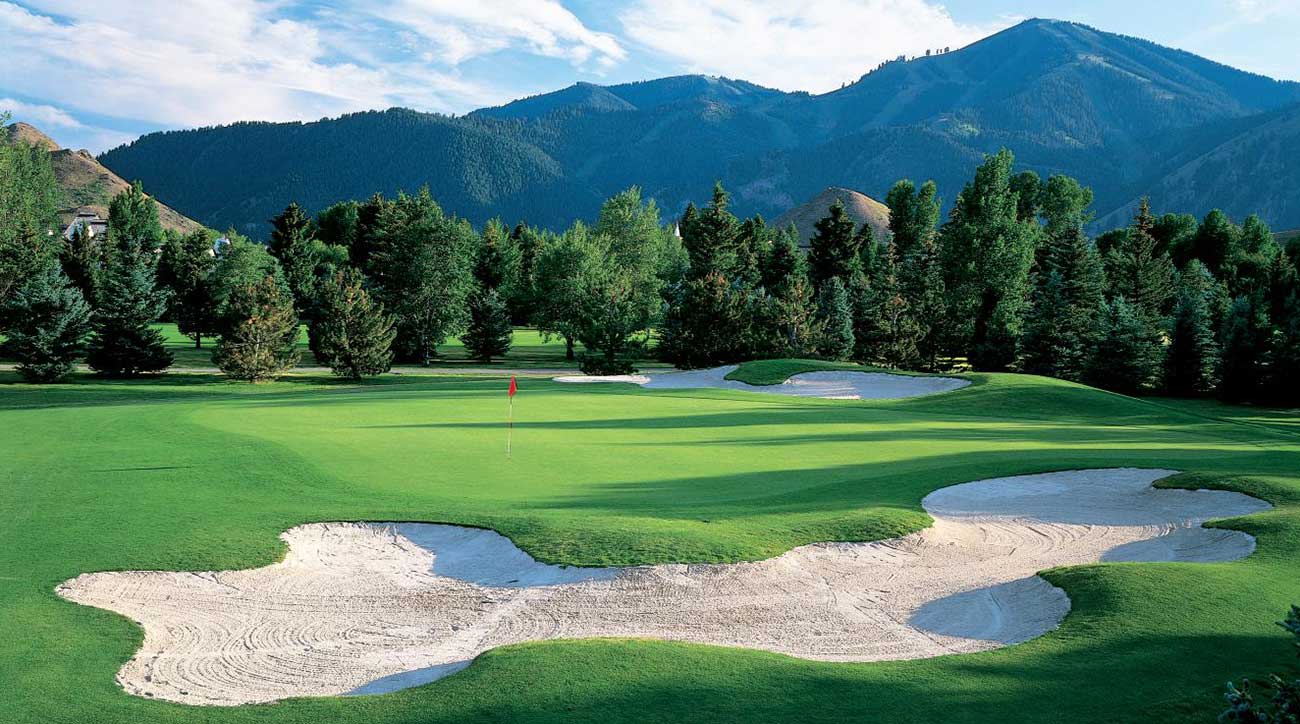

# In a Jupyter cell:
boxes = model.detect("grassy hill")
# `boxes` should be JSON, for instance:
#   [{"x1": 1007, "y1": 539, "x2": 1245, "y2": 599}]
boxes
[
  {"x1": 98, "y1": 19, "x2": 1300, "y2": 235},
  {"x1": 773, "y1": 186, "x2": 891, "y2": 246},
  {"x1": 6, "y1": 122, "x2": 201, "y2": 233}
]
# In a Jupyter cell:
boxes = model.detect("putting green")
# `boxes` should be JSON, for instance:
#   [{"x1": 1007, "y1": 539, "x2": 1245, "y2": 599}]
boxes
[{"x1": 2, "y1": 366, "x2": 1298, "y2": 723}]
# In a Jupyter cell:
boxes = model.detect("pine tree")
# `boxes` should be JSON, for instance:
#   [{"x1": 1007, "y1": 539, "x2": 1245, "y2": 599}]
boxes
[
  {"x1": 760, "y1": 225, "x2": 805, "y2": 295},
  {"x1": 1105, "y1": 198, "x2": 1175, "y2": 326},
  {"x1": 59, "y1": 224, "x2": 102, "y2": 307},
  {"x1": 900, "y1": 236, "x2": 946, "y2": 371},
  {"x1": 462, "y1": 287, "x2": 513, "y2": 362},
  {"x1": 1084, "y1": 297, "x2": 1163, "y2": 395},
  {"x1": 1164, "y1": 260, "x2": 1219, "y2": 396},
  {"x1": 1219, "y1": 295, "x2": 1269, "y2": 402},
  {"x1": 815, "y1": 276, "x2": 854, "y2": 361},
  {"x1": 856, "y1": 246, "x2": 920, "y2": 368},
  {"x1": 156, "y1": 229, "x2": 217, "y2": 348},
  {"x1": 267, "y1": 202, "x2": 318, "y2": 315},
  {"x1": 1, "y1": 261, "x2": 92, "y2": 382},
  {"x1": 86, "y1": 249, "x2": 172, "y2": 377},
  {"x1": 807, "y1": 199, "x2": 861, "y2": 289},
  {"x1": 310, "y1": 269, "x2": 395, "y2": 379},
  {"x1": 1266, "y1": 293, "x2": 1300, "y2": 406},
  {"x1": 733, "y1": 215, "x2": 767, "y2": 289},
  {"x1": 682, "y1": 183, "x2": 738, "y2": 278},
  {"x1": 659, "y1": 271, "x2": 751, "y2": 368},
  {"x1": 213, "y1": 275, "x2": 301, "y2": 382},
  {"x1": 1189, "y1": 208, "x2": 1240, "y2": 276},
  {"x1": 474, "y1": 219, "x2": 520, "y2": 294},
  {"x1": 1, "y1": 120, "x2": 60, "y2": 307},
  {"x1": 758, "y1": 276, "x2": 819, "y2": 358},
  {"x1": 1020, "y1": 271, "x2": 1074, "y2": 378}
]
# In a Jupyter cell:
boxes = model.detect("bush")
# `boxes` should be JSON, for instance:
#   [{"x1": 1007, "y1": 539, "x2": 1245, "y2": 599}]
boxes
[
  {"x1": 309, "y1": 269, "x2": 395, "y2": 379},
  {"x1": 213, "y1": 275, "x2": 300, "y2": 382}
]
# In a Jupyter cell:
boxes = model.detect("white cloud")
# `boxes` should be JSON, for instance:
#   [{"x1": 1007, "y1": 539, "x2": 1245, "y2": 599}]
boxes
[
  {"x1": 0, "y1": 0, "x2": 623, "y2": 149},
  {"x1": 0, "y1": 96, "x2": 136, "y2": 150},
  {"x1": 619, "y1": 0, "x2": 1010, "y2": 93}
]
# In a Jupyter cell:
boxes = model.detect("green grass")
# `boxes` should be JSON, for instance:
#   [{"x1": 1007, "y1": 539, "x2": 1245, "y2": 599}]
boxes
[{"x1": 2, "y1": 364, "x2": 1298, "y2": 723}]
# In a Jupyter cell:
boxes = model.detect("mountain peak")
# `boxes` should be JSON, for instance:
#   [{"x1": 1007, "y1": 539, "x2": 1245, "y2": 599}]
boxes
[
  {"x1": 4, "y1": 121, "x2": 61, "y2": 152},
  {"x1": 773, "y1": 187, "x2": 891, "y2": 247}
]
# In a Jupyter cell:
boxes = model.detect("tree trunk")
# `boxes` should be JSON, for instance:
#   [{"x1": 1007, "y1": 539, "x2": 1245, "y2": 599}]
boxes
[{"x1": 565, "y1": 337, "x2": 575, "y2": 360}]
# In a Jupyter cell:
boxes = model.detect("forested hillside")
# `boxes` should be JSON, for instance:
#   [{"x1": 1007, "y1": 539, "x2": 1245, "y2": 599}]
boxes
[{"x1": 99, "y1": 18, "x2": 1300, "y2": 236}]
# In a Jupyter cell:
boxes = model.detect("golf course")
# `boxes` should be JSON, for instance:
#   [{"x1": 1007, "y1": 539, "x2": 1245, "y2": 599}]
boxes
[{"x1": 4, "y1": 360, "x2": 1298, "y2": 723}]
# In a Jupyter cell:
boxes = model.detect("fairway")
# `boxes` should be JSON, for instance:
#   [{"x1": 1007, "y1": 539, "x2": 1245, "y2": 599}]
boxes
[{"x1": 3, "y1": 365, "x2": 1299, "y2": 723}]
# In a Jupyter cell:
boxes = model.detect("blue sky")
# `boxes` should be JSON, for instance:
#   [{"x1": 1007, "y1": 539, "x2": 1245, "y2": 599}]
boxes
[{"x1": 2, "y1": 0, "x2": 1296, "y2": 153}]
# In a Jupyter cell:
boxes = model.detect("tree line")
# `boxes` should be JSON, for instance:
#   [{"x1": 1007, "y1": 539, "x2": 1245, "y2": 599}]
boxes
[{"x1": 3, "y1": 122, "x2": 1298, "y2": 403}]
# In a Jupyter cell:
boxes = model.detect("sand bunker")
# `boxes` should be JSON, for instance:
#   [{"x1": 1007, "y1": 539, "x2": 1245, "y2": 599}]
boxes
[
  {"x1": 56, "y1": 468, "x2": 1267, "y2": 706},
  {"x1": 553, "y1": 364, "x2": 970, "y2": 399}
]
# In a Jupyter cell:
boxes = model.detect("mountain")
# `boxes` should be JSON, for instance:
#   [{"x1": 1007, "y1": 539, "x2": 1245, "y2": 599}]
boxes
[
  {"x1": 6, "y1": 122, "x2": 202, "y2": 234},
  {"x1": 773, "y1": 187, "x2": 891, "y2": 246},
  {"x1": 97, "y1": 19, "x2": 1300, "y2": 236}
]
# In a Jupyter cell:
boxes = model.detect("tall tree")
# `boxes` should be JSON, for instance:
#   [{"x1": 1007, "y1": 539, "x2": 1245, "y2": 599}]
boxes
[
  {"x1": 474, "y1": 219, "x2": 520, "y2": 294},
  {"x1": 532, "y1": 224, "x2": 595, "y2": 361},
  {"x1": 107, "y1": 182, "x2": 164, "y2": 260},
  {"x1": 368, "y1": 189, "x2": 474, "y2": 365},
  {"x1": 856, "y1": 245, "x2": 920, "y2": 369},
  {"x1": 1227, "y1": 214, "x2": 1281, "y2": 300},
  {"x1": 758, "y1": 276, "x2": 819, "y2": 359},
  {"x1": 682, "y1": 183, "x2": 739, "y2": 279},
  {"x1": 462, "y1": 287, "x2": 513, "y2": 363},
  {"x1": 1218, "y1": 295, "x2": 1269, "y2": 402},
  {"x1": 86, "y1": 248, "x2": 172, "y2": 377},
  {"x1": 0, "y1": 120, "x2": 60, "y2": 308},
  {"x1": 760, "y1": 224, "x2": 806, "y2": 295},
  {"x1": 1164, "y1": 260, "x2": 1220, "y2": 396},
  {"x1": 886, "y1": 179, "x2": 941, "y2": 263},
  {"x1": 807, "y1": 199, "x2": 861, "y2": 289},
  {"x1": 267, "y1": 202, "x2": 318, "y2": 315},
  {"x1": 1105, "y1": 198, "x2": 1175, "y2": 325},
  {"x1": 1084, "y1": 296, "x2": 1163, "y2": 396},
  {"x1": 1, "y1": 261, "x2": 92, "y2": 382},
  {"x1": 733, "y1": 215, "x2": 767, "y2": 289},
  {"x1": 315, "y1": 201, "x2": 359, "y2": 253},
  {"x1": 59, "y1": 224, "x2": 102, "y2": 307},
  {"x1": 156, "y1": 229, "x2": 217, "y2": 348},
  {"x1": 213, "y1": 275, "x2": 301, "y2": 382},
  {"x1": 507, "y1": 222, "x2": 546, "y2": 324},
  {"x1": 659, "y1": 271, "x2": 752, "y2": 368},
  {"x1": 209, "y1": 238, "x2": 285, "y2": 321},
  {"x1": 1189, "y1": 209, "x2": 1240, "y2": 276},
  {"x1": 1266, "y1": 293, "x2": 1300, "y2": 406},
  {"x1": 939, "y1": 149, "x2": 1039, "y2": 370},
  {"x1": 815, "y1": 276, "x2": 854, "y2": 361},
  {"x1": 310, "y1": 269, "x2": 395, "y2": 379}
]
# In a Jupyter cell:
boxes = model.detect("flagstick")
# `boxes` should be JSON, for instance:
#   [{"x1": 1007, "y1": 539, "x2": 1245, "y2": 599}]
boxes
[{"x1": 506, "y1": 395, "x2": 514, "y2": 457}]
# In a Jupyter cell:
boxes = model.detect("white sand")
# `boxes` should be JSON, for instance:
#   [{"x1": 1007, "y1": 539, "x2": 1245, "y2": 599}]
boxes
[
  {"x1": 56, "y1": 468, "x2": 1267, "y2": 706},
  {"x1": 553, "y1": 364, "x2": 970, "y2": 399}
]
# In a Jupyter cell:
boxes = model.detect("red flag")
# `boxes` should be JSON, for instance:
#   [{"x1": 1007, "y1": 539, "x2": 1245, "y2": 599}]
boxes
[{"x1": 508, "y1": 375, "x2": 518, "y2": 397}]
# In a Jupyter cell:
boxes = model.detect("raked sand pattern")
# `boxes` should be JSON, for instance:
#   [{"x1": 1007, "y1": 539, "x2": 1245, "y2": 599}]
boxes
[
  {"x1": 57, "y1": 469, "x2": 1268, "y2": 706},
  {"x1": 553, "y1": 364, "x2": 971, "y2": 399}
]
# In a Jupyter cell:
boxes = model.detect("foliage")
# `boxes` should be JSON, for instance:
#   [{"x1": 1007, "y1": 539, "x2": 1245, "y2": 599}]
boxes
[
  {"x1": 267, "y1": 202, "x2": 318, "y2": 314},
  {"x1": 1084, "y1": 296, "x2": 1163, "y2": 395},
  {"x1": 1104, "y1": 198, "x2": 1176, "y2": 326},
  {"x1": 659, "y1": 271, "x2": 753, "y2": 368},
  {"x1": 0, "y1": 260, "x2": 92, "y2": 382},
  {"x1": 309, "y1": 269, "x2": 395, "y2": 379},
  {"x1": 156, "y1": 229, "x2": 218, "y2": 348},
  {"x1": 85, "y1": 247, "x2": 172, "y2": 377},
  {"x1": 213, "y1": 275, "x2": 301, "y2": 382},
  {"x1": 0, "y1": 125, "x2": 60, "y2": 307},
  {"x1": 807, "y1": 199, "x2": 862, "y2": 289},
  {"x1": 814, "y1": 276, "x2": 854, "y2": 361},
  {"x1": 1219, "y1": 606, "x2": 1300, "y2": 723},
  {"x1": 1165, "y1": 261, "x2": 1220, "y2": 396},
  {"x1": 1219, "y1": 295, "x2": 1270, "y2": 402},
  {"x1": 462, "y1": 287, "x2": 513, "y2": 363},
  {"x1": 106, "y1": 181, "x2": 164, "y2": 260}
]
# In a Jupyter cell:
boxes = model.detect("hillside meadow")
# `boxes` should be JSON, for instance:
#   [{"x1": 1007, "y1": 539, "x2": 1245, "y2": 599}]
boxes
[{"x1": 3, "y1": 364, "x2": 1298, "y2": 723}]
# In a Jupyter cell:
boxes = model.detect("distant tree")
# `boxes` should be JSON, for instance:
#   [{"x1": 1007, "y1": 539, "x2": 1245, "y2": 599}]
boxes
[
  {"x1": 815, "y1": 276, "x2": 854, "y2": 361},
  {"x1": 682, "y1": 183, "x2": 739, "y2": 278},
  {"x1": 1, "y1": 261, "x2": 92, "y2": 382},
  {"x1": 1189, "y1": 208, "x2": 1240, "y2": 276},
  {"x1": 757, "y1": 276, "x2": 819, "y2": 358},
  {"x1": 940, "y1": 149, "x2": 1039, "y2": 370},
  {"x1": 1105, "y1": 198, "x2": 1175, "y2": 325},
  {"x1": 573, "y1": 260, "x2": 656, "y2": 375},
  {"x1": 86, "y1": 248, "x2": 172, "y2": 377},
  {"x1": 352, "y1": 192, "x2": 392, "y2": 272},
  {"x1": 315, "y1": 200, "x2": 359, "y2": 253},
  {"x1": 807, "y1": 199, "x2": 861, "y2": 289},
  {"x1": 368, "y1": 190, "x2": 474, "y2": 365},
  {"x1": 533, "y1": 223, "x2": 596, "y2": 361},
  {"x1": 506, "y1": 222, "x2": 546, "y2": 324},
  {"x1": 156, "y1": 228, "x2": 217, "y2": 348},
  {"x1": 857, "y1": 245, "x2": 920, "y2": 369},
  {"x1": 310, "y1": 269, "x2": 395, "y2": 379},
  {"x1": 659, "y1": 270, "x2": 752, "y2": 368},
  {"x1": 1227, "y1": 214, "x2": 1281, "y2": 299},
  {"x1": 1164, "y1": 261, "x2": 1220, "y2": 396},
  {"x1": 733, "y1": 215, "x2": 767, "y2": 289},
  {"x1": 1084, "y1": 297, "x2": 1162, "y2": 395},
  {"x1": 267, "y1": 202, "x2": 318, "y2": 314},
  {"x1": 474, "y1": 219, "x2": 521, "y2": 295},
  {"x1": 885, "y1": 179, "x2": 941, "y2": 262},
  {"x1": 462, "y1": 287, "x2": 513, "y2": 362},
  {"x1": 107, "y1": 182, "x2": 164, "y2": 259},
  {"x1": 213, "y1": 275, "x2": 301, "y2": 382},
  {"x1": 209, "y1": 238, "x2": 285, "y2": 322},
  {"x1": 1218, "y1": 295, "x2": 1269, "y2": 402},
  {"x1": 1020, "y1": 272, "x2": 1075, "y2": 378}
]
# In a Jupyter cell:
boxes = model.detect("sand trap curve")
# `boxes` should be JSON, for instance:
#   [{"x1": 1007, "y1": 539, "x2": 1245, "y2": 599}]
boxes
[
  {"x1": 56, "y1": 468, "x2": 1267, "y2": 706},
  {"x1": 554, "y1": 364, "x2": 970, "y2": 399}
]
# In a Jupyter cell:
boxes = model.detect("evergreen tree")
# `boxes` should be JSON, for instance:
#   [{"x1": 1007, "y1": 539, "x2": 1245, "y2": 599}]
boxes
[
  {"x1": 807, "y1": 199, "x2": 861, "y2": 289},
  {"x1": 267, "y1": 202, "x2": 318, "y2": 315},
  {"x1": 1266, "y1": 293, "x2": 1300, "y2": 406},
  {"x1": 886, "y1": 179, "x2": 941, "y2": 264},
  {"x1": 86, "y1": 249, "x2": 172, "y2": 377},
  {"x1": 352, "y1": 192, "x2": 392, "y2": 272},
  {"x1": 733, "y1": 215, "x2": 767, "y2": 289},
  {"x1": 107, "y1": 182, "x2": 164, "y2": 259},
  {"x1": 462, "y1": 287, "x2": 513, "y2": 362},
  {"x1": 1038, "y1": 175, "x2": 1094, "y2": 270},
  {"x1": 213, "y1": 275, "x2": 300, "y2": 382},
  {"x1": 1084, "y1": 296, "x2": 1163, "y2": 396},
  {"x1": 1189, "y1": 208, "x2": 1240, "y2": 276},
  {"x1": 659, "y1": 271, "x2": 752, "y2": 368},
  {"x1": 310, "y1": 269, "x2": 395, "y2": 379},
  {"x1": 368, "y1": 189, "x2": 474, "y2": 365},
  {"x1": 1, "y1": 261, "x2": 92, "y2": 382},
  {"x1": 59, "y1": 224, "x2": 102, "y2": 306},
  {"x1": 760, "y1": 225, "x2": 805, "y2": 295},
  {"x1": 507, "y1": 222, "x2": 546, "y2": 324},
  {"x1": 209, "y1": 238, "x2": 285, "y2": 320},
  {"x1": 1105, "y1": 198, "x2": 1175, "y2": 325},
  {"x1": 1219, "y1": 295, "x2": 1269, "y2": 402},
  {"x1": 1164, "y1": 260, "x2": 1220, "y2": 396},
  {"x1": 1010, "y1": 170, "x2": 1042, "y2": 223},
  {"x1": 315, "y1": 201, "x2": 359, "y2": 252},
  {"x1": 939, "y1": 149, "x2": 1039, "y2": 370},
  {"x1": 815, "y1": 276, "x2": 854, "y2": 361},
  {"x1": 474, "y1": 219, "x2": 520, "y2": 294},
  {"x1": 1227, "y1": 214, "x2": 1281, "y2": 300},
  {"x1": 758, "y1": 276, "x2": 819, "y2": 358},
  {"x1": 900, "y1": 236, "x2": 946, "y2": 371},
  {"x1": 857, "y1": 246, "x2": 920, "y2": 369},
  {"x1": 1020, "y1": 272, "x2": 1076, "y2": 378},
  {"x1": 156, "y1": 229, "x2": 217, "y2": 348},
  {"x1": 682, "y1": 183, "x2": 739, "y2": 279}
]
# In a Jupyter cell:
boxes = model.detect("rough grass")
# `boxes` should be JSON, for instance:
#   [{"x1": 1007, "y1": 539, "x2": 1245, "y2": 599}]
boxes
[{"x1": 2, "y1": 365, "x2": 1298, "y2": 723}]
